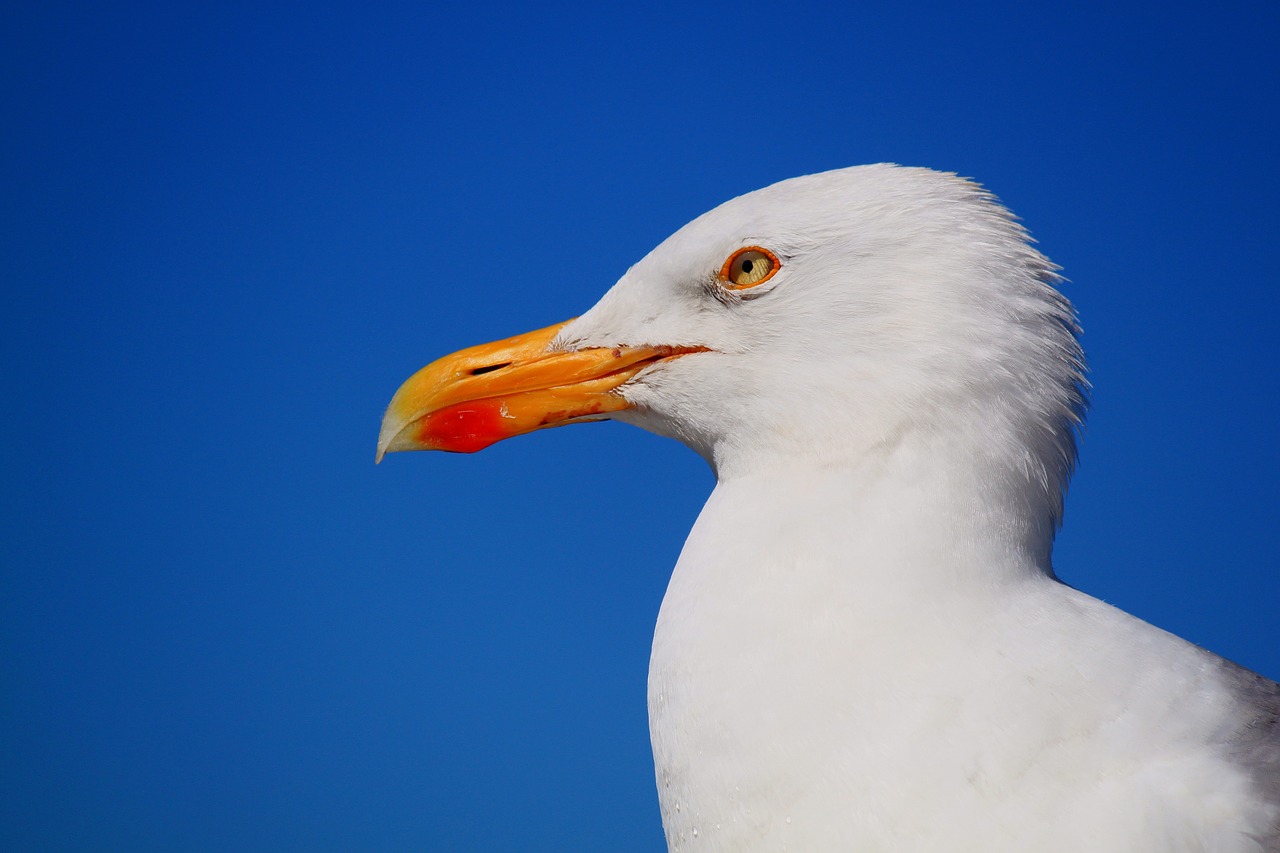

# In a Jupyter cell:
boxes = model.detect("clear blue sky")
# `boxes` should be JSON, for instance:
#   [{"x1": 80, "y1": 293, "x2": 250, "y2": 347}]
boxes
[{"x1": 3, "y1": 2, "x2": 1277, "y2": 850}]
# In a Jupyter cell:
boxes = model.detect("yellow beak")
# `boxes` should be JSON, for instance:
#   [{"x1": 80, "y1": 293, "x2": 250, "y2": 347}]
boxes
[{"x1": 376, "y1": 320, "x2": 705, "y2": 460}]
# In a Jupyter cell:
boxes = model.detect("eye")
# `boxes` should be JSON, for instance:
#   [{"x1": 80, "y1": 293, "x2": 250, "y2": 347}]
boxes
[{"x1": 720, "y1": 246, "x2": 780, "y2": 289}]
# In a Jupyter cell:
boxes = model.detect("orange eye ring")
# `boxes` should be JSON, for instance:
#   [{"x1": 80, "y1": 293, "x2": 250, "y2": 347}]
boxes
[{"x1": 720, "y1": 246, "x2": 781, "y2": 289}]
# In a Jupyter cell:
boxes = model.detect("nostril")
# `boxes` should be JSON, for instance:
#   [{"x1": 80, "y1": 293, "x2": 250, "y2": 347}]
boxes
[{"x1": 470, "y1": 362, "x2": 511, "y2": 376}]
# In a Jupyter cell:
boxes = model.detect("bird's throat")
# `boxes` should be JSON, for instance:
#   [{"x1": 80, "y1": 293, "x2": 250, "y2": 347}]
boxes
[{"x1": 646, "y1": 461, "x2": 1055, "y2": 849}]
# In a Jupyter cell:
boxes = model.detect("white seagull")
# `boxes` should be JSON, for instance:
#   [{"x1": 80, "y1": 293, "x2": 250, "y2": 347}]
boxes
[{"x1": 378, "y1": 165, "x2": 1279, "y2": 852}]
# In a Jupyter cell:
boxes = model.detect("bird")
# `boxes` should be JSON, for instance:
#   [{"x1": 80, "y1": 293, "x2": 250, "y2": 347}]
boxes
[{"x1": 377, "y1": 165, "x2": 1279, "y2": 852}]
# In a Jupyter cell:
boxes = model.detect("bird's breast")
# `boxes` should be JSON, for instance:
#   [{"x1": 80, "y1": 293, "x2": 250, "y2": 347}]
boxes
[{"x1": 645, "y1": 477, "x2": 1270, "y2": 852}]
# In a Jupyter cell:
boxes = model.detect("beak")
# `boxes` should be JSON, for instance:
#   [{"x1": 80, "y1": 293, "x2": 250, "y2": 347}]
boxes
[{"x1": 376, "y1": 320, "x2": 705, "y2": 460}]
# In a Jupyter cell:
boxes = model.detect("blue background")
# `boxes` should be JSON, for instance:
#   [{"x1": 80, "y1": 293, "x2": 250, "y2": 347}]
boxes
[{"x1": 3, "y1": 2, "x2": 1277, "y2": 850}]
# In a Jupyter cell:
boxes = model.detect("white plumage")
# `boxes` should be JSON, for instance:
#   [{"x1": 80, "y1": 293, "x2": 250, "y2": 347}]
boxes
[{"x1": 381, "y1": 165, "x2": 1279, "y2": 851}]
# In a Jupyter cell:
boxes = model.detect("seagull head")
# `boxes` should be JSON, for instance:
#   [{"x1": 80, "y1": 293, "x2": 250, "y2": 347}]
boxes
[{"x1": 378, "y1": 165, "x2": 1085, "y2": 516}]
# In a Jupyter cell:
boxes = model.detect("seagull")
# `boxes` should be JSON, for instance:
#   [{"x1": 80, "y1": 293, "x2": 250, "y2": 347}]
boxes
[{"x1": 377, "y1": 165, "x2": 1279, "y2": 852}]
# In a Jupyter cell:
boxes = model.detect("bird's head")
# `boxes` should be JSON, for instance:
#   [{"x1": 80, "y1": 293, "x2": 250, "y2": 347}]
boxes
[{"x1": 378, "y1": 165, "x2": 1085, "y2": 515}]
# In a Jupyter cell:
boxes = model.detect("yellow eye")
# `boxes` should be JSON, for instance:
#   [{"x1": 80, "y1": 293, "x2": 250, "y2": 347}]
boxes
[{"x1": 721, "y1": 246, "x2": 780, "y2": 289}]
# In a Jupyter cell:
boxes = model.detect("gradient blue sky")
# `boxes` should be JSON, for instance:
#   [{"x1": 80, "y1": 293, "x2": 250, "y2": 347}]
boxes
[{"x1": 3, "y1": 2, "x2": 1278, "y2": 850}]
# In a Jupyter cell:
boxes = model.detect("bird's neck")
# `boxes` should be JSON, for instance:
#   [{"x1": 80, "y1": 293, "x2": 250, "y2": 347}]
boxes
[
  {"x1": 704, "y1": 435, "x2": 1059, "y2": 592},
  {"x1": 647, "y1": 442, "x2": 1064, "y2": 850}
]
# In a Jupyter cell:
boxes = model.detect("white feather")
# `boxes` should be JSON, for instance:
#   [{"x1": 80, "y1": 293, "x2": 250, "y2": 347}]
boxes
[{"x1": 553, "y1": 165, "x2": 1277, "y2": 851}]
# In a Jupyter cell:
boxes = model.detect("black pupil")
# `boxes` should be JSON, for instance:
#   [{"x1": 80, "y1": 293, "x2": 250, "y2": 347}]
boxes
[{"x1": 741, "y1": 259, "x2": 754, "y2": 274}]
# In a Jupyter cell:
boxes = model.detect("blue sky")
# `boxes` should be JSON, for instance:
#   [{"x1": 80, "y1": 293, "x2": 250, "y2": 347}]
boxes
[{"x1": 3, "y1": 2, "x2": 1278, "y2": 850}]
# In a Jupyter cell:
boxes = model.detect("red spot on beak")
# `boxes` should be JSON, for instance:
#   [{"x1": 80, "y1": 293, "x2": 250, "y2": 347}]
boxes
[{"x1": 419, "y1": 400, "x2": 510, "y2": 454}]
